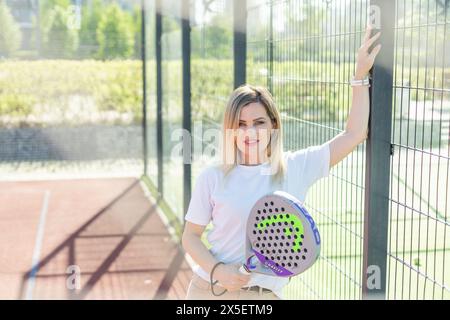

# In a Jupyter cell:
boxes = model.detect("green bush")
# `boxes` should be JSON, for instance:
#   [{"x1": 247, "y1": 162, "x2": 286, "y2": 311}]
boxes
[
  {"x1": 97, "y1": 4, "x2": 135, "y2": 59},
  {"x1": 0, "y1": 2, "x2": 22, "y2": 58},
  {"x1": 132, "y1": 4, "x2": 143, "y2": 59},
  {"x1": 0, "y1": 59, "x2": 448, "y2": 128},
  {"x1": 191, "y1": 59, "x2": 234, "y2": 122},
  {"x1": 79, "y1": 0, "x2": 103, "y2": 57},
  {"x1": 191, "y1": 16, "x2": 233, "y2": 59},
  {"x1": 0, "y1": 60, "x2": 142, "y2": 127},
  {"x1": 0, "y1": 94, "x2": 34, "y2": 118},
  {"x1": 42, "y1": 6, "x2": 79, "y2": 59}
]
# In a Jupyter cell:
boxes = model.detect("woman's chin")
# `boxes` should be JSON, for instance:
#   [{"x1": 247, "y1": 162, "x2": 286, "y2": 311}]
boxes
[{"x1": 239, "y1": 150, "x2": 266, "y2": 162}]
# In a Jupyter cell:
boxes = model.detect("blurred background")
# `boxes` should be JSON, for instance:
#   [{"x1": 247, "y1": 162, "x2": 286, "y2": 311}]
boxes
[{"x1": 0, "y1": 0, "x2": 449, "y2": 299}]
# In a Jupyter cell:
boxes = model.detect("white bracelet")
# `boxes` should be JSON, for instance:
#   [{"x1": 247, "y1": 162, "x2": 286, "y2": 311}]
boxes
[{"x1": 349, "y1": 76, "x2": 370, "y2": 87}]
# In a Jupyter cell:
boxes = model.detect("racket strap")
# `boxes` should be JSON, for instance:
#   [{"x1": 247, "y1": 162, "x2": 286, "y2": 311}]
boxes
[{"x1": 210, "y1": 261, "x2": 227, "y2": 297}]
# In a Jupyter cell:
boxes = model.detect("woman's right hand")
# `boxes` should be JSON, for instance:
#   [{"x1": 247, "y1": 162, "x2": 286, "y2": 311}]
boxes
[{"x1": 213, "y1": 263, "x2": 251, "y2": 291}]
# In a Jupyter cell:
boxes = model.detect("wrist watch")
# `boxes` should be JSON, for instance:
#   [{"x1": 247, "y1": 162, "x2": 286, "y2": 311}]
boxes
[{"x1": 350, "y1": 76, "x2": 370, "y2": 87}]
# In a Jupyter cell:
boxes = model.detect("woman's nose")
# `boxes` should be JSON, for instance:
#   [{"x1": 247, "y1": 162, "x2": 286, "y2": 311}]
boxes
[{"x1": 241, "y1": 126, "x2": 257, "y2": 136}]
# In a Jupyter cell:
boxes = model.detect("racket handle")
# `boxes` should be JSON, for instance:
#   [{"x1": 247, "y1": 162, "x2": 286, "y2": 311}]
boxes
[{"x1": 239, "y1": 265, "x2": 251, "y2": 275}]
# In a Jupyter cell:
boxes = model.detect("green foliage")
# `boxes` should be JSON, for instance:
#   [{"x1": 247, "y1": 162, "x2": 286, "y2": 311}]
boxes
[
  {"x1": 40, "y1": 0, "x2": 71, "y2": 15},
  {"x1": 96, "y1": 4, "x2": 135, "y2": 59},
  {"x1": 132, "y1": 4, "x2": 143, "y2": 59},
  {"x1": 79, "y1": 0, "x2": 103, "y2": 47},
  {"x1": 0, "y1": 2, "x2": 22, "y2": 57},
  {"x1": 162, "y1": 17, "x2": 180, "y2": 34},
  {"x1": 191, "y1": 15, "x2": 233, "y2": 59},
  {"x1": 42, "y1": 6, "x2": 79, "y2": 58},
  {"x1": 191, "y1": 59, "x2": 234, "y2": 122},
  {"x1": 0, "y1": 60, "x2": 142, "y2": 127},
  {"x1": 0, "y1": 94, "x2": 34, "y2": 118},
  {"x1": 1, "y1": 59, "x2": 448, "y2": 128},
  {"x1": 96, "y1": 62, "x2": 142, "y2": 117}
]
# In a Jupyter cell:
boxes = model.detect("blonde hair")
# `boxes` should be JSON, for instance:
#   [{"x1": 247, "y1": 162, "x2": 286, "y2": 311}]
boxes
[{"x1": 220, "y1": 84, "x2": 286, "y2": 184}]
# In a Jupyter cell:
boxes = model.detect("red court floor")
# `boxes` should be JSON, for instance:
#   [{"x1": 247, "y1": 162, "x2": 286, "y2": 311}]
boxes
[{"x1": 0, "y1": 177, "x2": 192, "y2": 299}]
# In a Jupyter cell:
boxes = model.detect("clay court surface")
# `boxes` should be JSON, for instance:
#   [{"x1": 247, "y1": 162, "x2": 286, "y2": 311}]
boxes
[{"x1": 0, "y1": 177, "x2": 192, "y2": 299}]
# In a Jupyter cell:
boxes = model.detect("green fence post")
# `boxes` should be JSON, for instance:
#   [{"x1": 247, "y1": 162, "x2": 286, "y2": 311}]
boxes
[
  {"x1": 155, "y1": 0, "x2": 163, "y2": 195},
  {"x1": 141, "y1": 0, "x2": 148, "y2": 176},
  {"x1": 363, "y1": 0, "x2": 396, "y2": 300},
  {"x1": 234, "y1": 0, "x2": 247, "y2": 88},
  {"x1": 182, "y1": 0, "x2": 192, "y2": 217}
]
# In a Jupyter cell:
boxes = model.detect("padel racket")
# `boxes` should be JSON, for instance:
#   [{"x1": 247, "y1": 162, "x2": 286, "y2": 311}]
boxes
[{"x1": 239, "y1": 191, "x2": 321, "y2": 277}]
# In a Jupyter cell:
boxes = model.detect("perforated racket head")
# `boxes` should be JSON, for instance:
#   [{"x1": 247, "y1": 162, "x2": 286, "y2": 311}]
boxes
[{"x1": 243, "y1": 191, "x2": 321, "y2": 277}]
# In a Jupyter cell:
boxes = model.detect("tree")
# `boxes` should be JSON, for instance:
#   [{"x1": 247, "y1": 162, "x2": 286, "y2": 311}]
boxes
[
  {"x1": 42, "y1": 6, "x2": 79, "y2": 58},
  {"x1": 0, "y1": 1, "x2": 22, "y2": 58},
  {"x1": 203, "y1": 15, "x2": 232, "y2": 59},
  {"x1": 132, "y1": 4, "x2": 142, "y2": 59},
  {"x1": 79, "y1": 0, "x2": 103, "y2": 47},
  {"x1": 435, "y1": 0, "x2": 450, "y2": 14},
  {"x1": 96, "y1": 3, "x2": 135, "y2": 59}
]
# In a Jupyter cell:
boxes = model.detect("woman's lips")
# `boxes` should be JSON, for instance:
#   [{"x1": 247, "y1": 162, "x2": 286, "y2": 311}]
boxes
[{"x1": 244, "y1": 139, "x2": 259, "y2": 146}]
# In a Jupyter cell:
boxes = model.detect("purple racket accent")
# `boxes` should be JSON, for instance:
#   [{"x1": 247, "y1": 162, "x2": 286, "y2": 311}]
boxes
[
  {"x1": 252, "y1": 249, "x2": 293, "y2": 276},
  {"x1": 242, "y1": 191, "x2": 321, "y2": 277},
  {"x1": 245, "y1": 255, "x2": 257, "y2": 270}
]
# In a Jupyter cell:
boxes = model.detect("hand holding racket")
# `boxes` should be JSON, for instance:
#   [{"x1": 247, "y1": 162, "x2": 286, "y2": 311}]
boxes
[
  {"x1": 210, "y1": 191, "x2": 321, "y2": 296},
  {"x1": 239, "y1": 191, "x2": 321, "y2": 277}
]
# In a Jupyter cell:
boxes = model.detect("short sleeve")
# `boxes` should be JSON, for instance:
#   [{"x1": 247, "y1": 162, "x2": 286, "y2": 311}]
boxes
[
  {"x1": 184, "y1": 168, "x2": 214, "y2": 226},
  {"x1": 302, "y1": 142, "x2": 331, "y2": 188},
  {"x1": 285, "y1": 141, "x2": 331, "y2": 196}
]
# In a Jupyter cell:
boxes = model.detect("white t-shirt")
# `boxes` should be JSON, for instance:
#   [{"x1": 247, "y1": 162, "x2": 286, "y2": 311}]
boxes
[{"x1": 184, "y1": 142, "x2": 331, "y2": 298}]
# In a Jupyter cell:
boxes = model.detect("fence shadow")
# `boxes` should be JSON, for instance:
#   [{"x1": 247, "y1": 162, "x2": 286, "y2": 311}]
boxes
[{"x1": 18, "y1": 179, "x2": 191, "y2": 300}]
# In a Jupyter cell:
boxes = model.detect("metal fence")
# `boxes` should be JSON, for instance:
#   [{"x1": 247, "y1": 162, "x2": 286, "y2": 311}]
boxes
[
  {"x1": 0, "y1": 0, "x2": 144, "y2": 180},
  {"x1": 246, "y1": 0, "x2": 370, "y2": 300},
  {"x1": 142, "y1": 0, "x2": 450, "y2": 300},
  {"x1": 387, "y1": 0, "x2": 450, "y2": 300},
  {"x1": 1, "y1": 0, "x2": 448, "y2": 301}
]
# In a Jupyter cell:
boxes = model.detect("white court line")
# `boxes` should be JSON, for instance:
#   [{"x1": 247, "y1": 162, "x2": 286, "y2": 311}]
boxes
[{"x1": 25, "y1": 190, "x2": 51, "y2": 300}]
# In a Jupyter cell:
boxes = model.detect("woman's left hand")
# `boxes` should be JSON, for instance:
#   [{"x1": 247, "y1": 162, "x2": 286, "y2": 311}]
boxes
[{"x1": 355, "y1": 25, "x2": 382, "y2": 79}]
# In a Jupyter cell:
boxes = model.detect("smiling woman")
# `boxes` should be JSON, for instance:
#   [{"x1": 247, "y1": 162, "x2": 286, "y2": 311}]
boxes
[
  {"x1": 181, "y1": 24, "x2": 382, "y2": 300},
  {"x1": 182, "y1": 84, "x2": 331, "y2": 300},
  {"x1": 222, "y1": 85, "x2": 286, "y2": 183}
]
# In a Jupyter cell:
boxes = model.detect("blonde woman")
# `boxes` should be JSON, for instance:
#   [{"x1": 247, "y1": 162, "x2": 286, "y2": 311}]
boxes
[{"x1": 182, "y1": 26, "x2": 381, "y2": 300}]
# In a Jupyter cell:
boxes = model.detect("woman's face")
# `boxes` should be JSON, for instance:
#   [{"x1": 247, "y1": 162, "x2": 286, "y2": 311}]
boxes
[{"x1": 235, "y1": 102, "x2": 274, "y2": 164}]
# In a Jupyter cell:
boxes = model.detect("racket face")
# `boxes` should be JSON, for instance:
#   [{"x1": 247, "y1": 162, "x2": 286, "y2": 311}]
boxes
[{"x1": 244, "y1": 191, "x2": 320, "y2": 277}]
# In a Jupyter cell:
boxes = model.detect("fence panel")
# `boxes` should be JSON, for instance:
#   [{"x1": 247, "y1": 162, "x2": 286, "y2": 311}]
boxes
[
  {"x1": 159, "y1": 0, "x2": 184, "y2": 219},
  {"x1": 189, "y1": 0, "x2": 235, "y2": 194},
  {"x1": 387, "y1": 0, "x2": 450, "y2": 300},
  {"x1": 145, "y1": 0, "x2": 158, "y2": 185},
  {"x1": 0, "y1": 0, "x2": 144, "y2": 180},
  {"x1": 141, "y1": 0, "x2": 450, "y2": 300},
  {"x1": 246, "y1": 0, "x2": 369, "y2": 300}
]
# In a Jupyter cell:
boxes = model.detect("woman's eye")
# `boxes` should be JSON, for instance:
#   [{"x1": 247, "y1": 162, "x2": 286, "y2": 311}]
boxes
[{"x1": 255, "y1": 121, "x2": 265, "y2": 126}]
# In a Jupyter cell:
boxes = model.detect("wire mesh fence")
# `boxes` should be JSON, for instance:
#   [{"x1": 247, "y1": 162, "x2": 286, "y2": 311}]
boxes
[
  {"x1": 387, "y1": 0, "x2": 450, "y2": 300},
  {"x1": 145, "y1": 0, "x2": 158, "y2": 186},
  {"x1": 159, "y1": 0, "x2": 185, "y2": 218},
  {"x1": 142, "y1": 0, "x2": 449, "y2": 300},
  {"x1": 0, "y1": 0, "x2": 144, "y2": 180},
  {"x1": 189, "y1": 0, "x2": 233, "y2": 206},
  {"x1": 246, "y1": 0, "x2": 370, "y2": 300},
  {"x1": 2, "y1": 0, "x2": 448, "y2": 300}
]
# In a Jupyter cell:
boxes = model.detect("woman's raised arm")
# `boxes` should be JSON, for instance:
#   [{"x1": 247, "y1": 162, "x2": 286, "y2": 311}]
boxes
[{"x1": 329, "y1": 25, "x2": 382, "y2": 168}]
